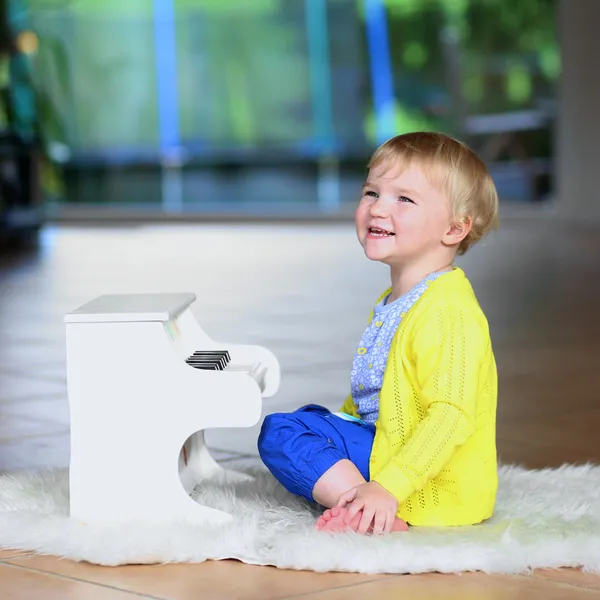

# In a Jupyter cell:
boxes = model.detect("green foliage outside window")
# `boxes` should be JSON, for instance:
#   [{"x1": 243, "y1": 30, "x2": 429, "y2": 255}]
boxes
[{"x1": 21, "y1": 0, "x2": 558, "y2": 153}]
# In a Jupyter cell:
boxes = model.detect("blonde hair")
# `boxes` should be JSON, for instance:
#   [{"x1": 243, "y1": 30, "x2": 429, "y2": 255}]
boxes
[{"x1": 368, "y1": 131, "x2": 499, "y2": 255}]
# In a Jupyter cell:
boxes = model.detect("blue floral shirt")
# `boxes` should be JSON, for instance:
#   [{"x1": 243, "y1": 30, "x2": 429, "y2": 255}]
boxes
[{"x1": 349, "y1": 270, "x2": 448, "y2": 424}]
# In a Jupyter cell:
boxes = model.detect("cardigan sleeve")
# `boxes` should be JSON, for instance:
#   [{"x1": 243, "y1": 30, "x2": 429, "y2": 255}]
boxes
[{"x1": 371, "y1": 302, "x2": 485, "y2": 503}]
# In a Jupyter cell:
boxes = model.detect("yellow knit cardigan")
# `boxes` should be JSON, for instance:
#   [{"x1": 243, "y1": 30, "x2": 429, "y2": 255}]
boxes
[{"x1": 340, "y1": 267, "x2": 498, "y2": 526}]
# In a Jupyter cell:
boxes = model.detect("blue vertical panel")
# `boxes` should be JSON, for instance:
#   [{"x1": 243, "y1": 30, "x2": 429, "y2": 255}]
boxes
[
  {"x1": 153, "y1": 0, "x2": 183, "y2": 212},
  {"x1": 364, "y1": 0, "x2": 395, "y2": 144},
  {"x1": 153, "y1": 0, "x2": 180, "y2": 153},
  {"x1": 305, "y1": 0, "x2": 334, "y2": 154}
]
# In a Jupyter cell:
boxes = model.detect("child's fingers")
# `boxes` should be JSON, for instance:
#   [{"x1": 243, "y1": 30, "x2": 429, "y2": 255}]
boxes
[
  {"x1": 357, "y1": 506, "x2": 375, "y2": 535},
  {"x1": 336, "y1": 488, "x2": 357, "y2": 507},
  {"x1": 344, "y1": 498, "x2": 365, "y2": 524},
  {"x1": 372, "y1": 510, "x2": 387, "y2": 536}
]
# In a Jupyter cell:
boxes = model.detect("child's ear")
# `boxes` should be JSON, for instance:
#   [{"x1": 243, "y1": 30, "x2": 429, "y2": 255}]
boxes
[{"x1": 443, "y1": 217, "x2": 472, "y2": 246}]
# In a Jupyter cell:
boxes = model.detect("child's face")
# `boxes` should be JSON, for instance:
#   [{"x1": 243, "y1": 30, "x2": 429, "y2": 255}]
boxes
[{"x1": 355, "y1": 160, "x2": 455, "y2": 267}]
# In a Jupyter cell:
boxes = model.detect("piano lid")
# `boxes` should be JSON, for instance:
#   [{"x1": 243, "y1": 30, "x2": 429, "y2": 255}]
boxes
[{"x1": 64, "y1": 293, "x2": 196, "y2": 323}]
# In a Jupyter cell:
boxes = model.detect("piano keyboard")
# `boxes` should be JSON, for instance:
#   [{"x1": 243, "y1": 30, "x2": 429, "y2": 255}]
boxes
[
  {"x1": 185, "y1": 350, "x2": 262, "y2": 379},
  {"x1": 185, "y1": 350, "x2": 230, "y2": 370}
]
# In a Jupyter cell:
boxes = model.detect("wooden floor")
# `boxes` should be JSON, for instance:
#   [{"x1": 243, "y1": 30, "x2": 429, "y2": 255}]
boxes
[{"x1": 1, "y1": 218, "x2": 600, "y2": 598}]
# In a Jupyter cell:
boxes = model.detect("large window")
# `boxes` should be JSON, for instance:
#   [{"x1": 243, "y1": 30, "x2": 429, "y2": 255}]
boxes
[{"x1": 22, "y1": 0, "x2": 557, "y2": 210}]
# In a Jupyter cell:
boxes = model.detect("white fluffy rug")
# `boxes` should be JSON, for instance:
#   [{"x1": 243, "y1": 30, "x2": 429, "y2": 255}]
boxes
[{"x1": 1, "y1": 462, "x2": 600, "y2": 574}]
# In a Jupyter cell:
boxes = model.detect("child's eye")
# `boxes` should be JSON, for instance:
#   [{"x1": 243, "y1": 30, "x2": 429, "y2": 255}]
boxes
[
  {"x1": 399, "y1": 196, "x2": 414, "y2": 204},
  {"x1": 365, "y1": 190, "x2": 378, "y2": 198}
]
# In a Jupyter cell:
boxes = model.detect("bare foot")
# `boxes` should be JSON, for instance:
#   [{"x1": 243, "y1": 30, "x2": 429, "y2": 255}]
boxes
[
  {"x1": 316, "y1": 506, "x2": 409, "y2": 534},
  {"x1": 316, "y1": 506, "x2": 362, "y2": 532}
]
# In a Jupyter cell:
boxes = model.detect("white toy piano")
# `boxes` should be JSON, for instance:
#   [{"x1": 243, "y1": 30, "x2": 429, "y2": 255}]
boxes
[{"x1": 64, "y1": 293, "x2": 280, "y2": 526}]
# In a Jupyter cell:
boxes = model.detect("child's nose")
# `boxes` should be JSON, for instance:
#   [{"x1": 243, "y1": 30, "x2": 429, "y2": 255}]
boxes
[{"x1": 369, "y1": 198, "x2": 389, "y2": 218}]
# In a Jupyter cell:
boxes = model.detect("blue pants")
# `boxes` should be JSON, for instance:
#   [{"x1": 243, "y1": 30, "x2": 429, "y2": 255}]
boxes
[{"x1": 257, "y1": 404, "x2": 376, "y2": 502}]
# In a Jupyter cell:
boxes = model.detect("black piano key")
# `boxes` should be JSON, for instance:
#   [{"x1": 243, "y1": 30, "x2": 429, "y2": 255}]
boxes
[
  {"x1": 186, "y1": 355, "x2": 226, "y2": 363},
  {"x1": 186, "y1": 355, "x2": 228, "y2": 369},
  {"x1": 192, "y1": 350, "x2": 230, "y2": 362},
  {"x1": 191, "y1": 351, "x2": 230, "y2": 360},
  {"x1": 187, "y1": 362, "x2": 224, "y2": 371},
  {"x1": 185, "y1": 358, "x2": 223, "y2": 369}
]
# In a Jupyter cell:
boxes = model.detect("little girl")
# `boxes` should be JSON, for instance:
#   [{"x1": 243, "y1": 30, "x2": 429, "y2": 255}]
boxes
[{"x1": 258, "y1": 131, "x2": 499, "y2": 535}]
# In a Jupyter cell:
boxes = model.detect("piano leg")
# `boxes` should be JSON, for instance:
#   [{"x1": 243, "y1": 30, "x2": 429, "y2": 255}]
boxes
[
  {"x1": 180, "y1": 430, "x2": 255, "y2": 494},
  {"x1": 69, "y1": 428, "x2": 235, "y2": 527}
]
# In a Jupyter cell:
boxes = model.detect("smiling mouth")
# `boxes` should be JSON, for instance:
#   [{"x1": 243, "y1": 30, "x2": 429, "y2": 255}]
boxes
[{"x1": 368, "y1": 227, "x2": 395, "y2": 237}]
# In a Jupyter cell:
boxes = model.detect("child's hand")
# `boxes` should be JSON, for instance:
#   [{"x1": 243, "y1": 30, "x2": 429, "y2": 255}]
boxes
[{"x1": 336, "y1": 481, "x2": 398, "y2": 535}]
